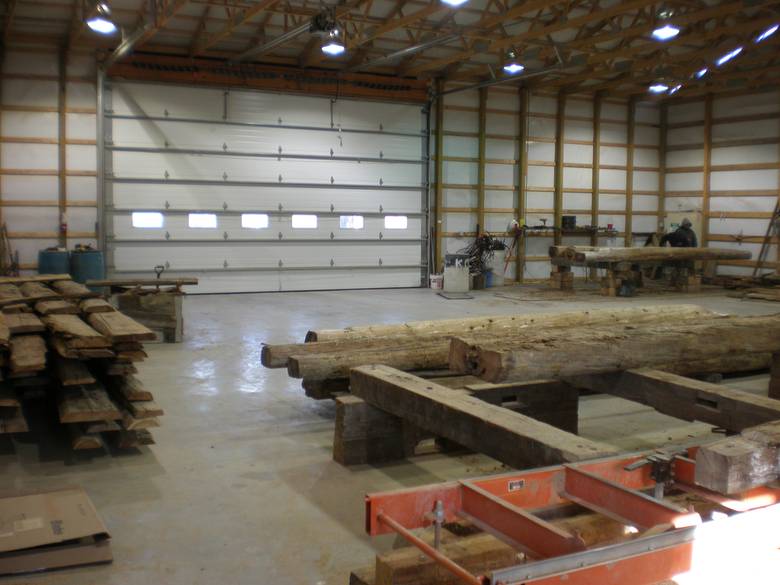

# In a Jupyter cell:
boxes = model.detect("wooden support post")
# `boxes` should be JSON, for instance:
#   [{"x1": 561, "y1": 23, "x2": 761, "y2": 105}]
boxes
[
  {"x1": 658, "y1": 102, "x2": 668, "y2": 236},
  {"x1": 516, "y1": 87, "x2": 529, "y2": 282},
  {"x1": 477, "y1": 87, "x2": 487, "y2": 234},
  {"x1": 553, "y1": 92, "x2": 565, "y2": 245},
  {"x1": 590, "y1": 93, "x2": 602, "y2": 279},
  {"x1": 624, "y1": 97, "x2": 636, "y2": 247},
  {"x1": 434, "y1": 78, "x2": 444, "y2": 273},
  {"x1": 550, "y1": 265, "x2": 573, "y2": 291},
  {"x1": 350, "y1": 365, "x2": 619, "y2": 468},
  {"x1": 333, "y1": 395, "x2": 418, "y2": 465},
  {"x1": 58, "y1": 48, "x2": 68, "y2": 246},
  {"x1": 770, "y1": 352, "x2": 780, "y2": 400},
  {"x1": 701, "y1": 94, "x2": 713, "y2": 249}
]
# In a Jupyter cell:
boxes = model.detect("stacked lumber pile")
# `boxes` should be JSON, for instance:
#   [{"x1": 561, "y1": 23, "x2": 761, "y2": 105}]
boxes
[
  {"x1": 0, "y1": 275, "x2": 160, "y2": 451},
  {"x1": 262, "y1": 304, "x2": 771, "y2": 399}
]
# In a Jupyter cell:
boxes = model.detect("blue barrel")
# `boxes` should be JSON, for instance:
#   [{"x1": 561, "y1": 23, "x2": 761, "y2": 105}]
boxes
[
  {"x1": 70, "y1": 249, "x2": 105, "y2": 285},
  {"x1": 38, "y1": 249, "x2": 70, "y2": 275}
]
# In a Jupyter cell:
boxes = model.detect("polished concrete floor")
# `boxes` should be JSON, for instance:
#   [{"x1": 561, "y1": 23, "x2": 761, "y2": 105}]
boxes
[{"x1": 0, "y1": 286, "x2": 776, "y2": 585}]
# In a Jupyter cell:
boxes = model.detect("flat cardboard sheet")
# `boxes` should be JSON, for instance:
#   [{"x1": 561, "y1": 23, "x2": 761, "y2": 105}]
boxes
[{"x1": 0, "y1": 486, "x2": 111, "y2": 574}]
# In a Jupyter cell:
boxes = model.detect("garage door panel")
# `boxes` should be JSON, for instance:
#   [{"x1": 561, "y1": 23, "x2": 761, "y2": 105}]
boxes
[
  {"x1": 111, "y1": 242, "x2": 420, "y2": 269},
  {"x1": 111, "y1": 183, "x2": 422, "y2": 213},
  {"x1": 111, "y1": 151, "x2": 422, "y2": 186},
  {"x1": 111, "y1": 118, "x2": 421, "y2": 160},
  {"x1": 106, "y1": 81, "x2": 426, "y2": 293},
  {"x1": 228, "y1": 91, "x2": 423, "y2": 134},
  {"x1": 112, "y1": 84, "x2": 225, "y2": 118}
]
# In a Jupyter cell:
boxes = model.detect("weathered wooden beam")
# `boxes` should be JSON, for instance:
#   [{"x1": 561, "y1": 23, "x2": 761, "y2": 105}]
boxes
[
  {"x1": 477, "y1": 86, "x2": 487, "y2": 233},
  {"x1": 474, "y1": 314, "x2": 780, "y2": 383},
  {"x1": 350, "y1": 365, "x2": 619, "y2": 468},
  {"x1": 574, "y1": 369, "x2": 780, "y2": 433},
  {"x1": 549, "y1": 245, "x2": 751, "y2": 265},
  {"x1": 624, "y1": 96, "x2": 635, "y2": 247},
  {"x1": 695, "y1": 420, "x2": 780, "y2": 494}
]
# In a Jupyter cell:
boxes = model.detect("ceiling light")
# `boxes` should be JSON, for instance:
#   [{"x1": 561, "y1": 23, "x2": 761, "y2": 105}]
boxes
[
  {"x1": 668, "y1": 84, "x2": 682, "y2": 95},
  {"x1": 321, "y1": 27, "x2": 345, "y2": 56},
  {"x1": 716, "y1": 46, "x2": 742, "y2": 66},
  {"x1": 502, "y1": 50, "x2": 524, "y2": 75},
  {"x1": 694, "y1": 68, "x2": 708, "y2": 79},
  {"x1": 322, "y1": 41, "x2": 345, "y2": 56},
  {"x1": 649, "y1": 83, "x2": 669, "y2": 94},
  {"x1": 651, "y1": 24, "x2": 680, "y2": 41},
  {"x1": 441, "y1": 0, "x2": 469, "y2": 6},
  {"x1": 756, "y1": 24, "x2": 779, "y2": 43},
  {"x1": 86, "y1": 2, "x2": 116, "y2": 35}
]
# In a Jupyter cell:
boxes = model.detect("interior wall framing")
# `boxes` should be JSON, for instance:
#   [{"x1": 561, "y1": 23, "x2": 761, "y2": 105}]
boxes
[
  {"x1": 664, "y1": 87, "x2": 780, "y2": 276},
  {"x1": 0, "y1": 46, "x2": 98, "y2": 271},
  {"x1": 435, "y1": 83, "x2": 662, "y2": 281}
]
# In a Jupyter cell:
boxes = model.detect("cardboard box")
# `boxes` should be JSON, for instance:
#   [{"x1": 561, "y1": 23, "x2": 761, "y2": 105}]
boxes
[{"x1": 0, "y1": 486, "x2": 111, "y2": 575}]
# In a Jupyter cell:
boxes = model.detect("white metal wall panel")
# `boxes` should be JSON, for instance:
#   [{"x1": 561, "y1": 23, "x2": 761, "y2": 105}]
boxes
[
  {"x1": 1, "y1": 49, "x2": 98, "y2": 271},
  {"x1": 105, "y1": 81, "x2": 426, "y2": 293}
]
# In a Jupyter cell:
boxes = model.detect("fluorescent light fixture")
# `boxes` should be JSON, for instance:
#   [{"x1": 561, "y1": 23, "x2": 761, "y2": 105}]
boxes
[
  {"x1": 648, "y1": 83, "x2": 669, "y2": 94},
  {"x1": 651, "y1": 24, "x2": 680, "y2": 41},
  {"x1": 756, "y1": 24, "x2": 779, "y2": 42},
  {"x1": 695, "y1": 68, "x2": 708, "y2": 79},
  {"x1": 87, "y1": 16, "x2": 116, "y2": 34},
  {"x1": 716, "y1": 46, "x2": 742, "y2": 66},
  {"x1": 441, "y1": 0, "x2": 469, "y2": 6},
  {"x1": 503, "y1": 62, "x2": 525, "y2": 75},
  {"x1": 668, "y1": 84, "x2": 682, "y2": 95},
  {"x1": 322, "y1": 41, "x2": 345, "y2": 56}
]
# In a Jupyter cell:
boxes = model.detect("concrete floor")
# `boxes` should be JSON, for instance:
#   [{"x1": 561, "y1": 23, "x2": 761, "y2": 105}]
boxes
[{"x1": 1, "y1": 286, "x2": 777, "y2": 585}]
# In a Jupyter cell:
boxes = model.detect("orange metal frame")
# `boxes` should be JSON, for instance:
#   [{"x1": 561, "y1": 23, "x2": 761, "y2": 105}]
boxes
[
  {"x1": 365, "y1": 448, "x2": 780, "y2": 585},
  {"x1": 107, "y1": 54, "x2": 431, "y2": 103}
]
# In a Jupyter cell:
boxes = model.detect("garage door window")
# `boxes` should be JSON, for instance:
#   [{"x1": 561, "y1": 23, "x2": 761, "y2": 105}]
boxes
[
  {"x1": 339, "y1": 215, "x2": 364, "y2": 229},
  {"x1": 189, "y1": 213, "x2": 218, "y2": 228},
  {"x1": 132, "y1": 212, "x2": 164, "y2": 228},
  {"x1": 291, "y1": 214, "x2": 318, "y2": 229},
  {"x1": 384, "y1": 215, "x2": 408, "y2": 229},
  {"x1": 241, "y1": 214, "x2": 269, "y2": 229}
]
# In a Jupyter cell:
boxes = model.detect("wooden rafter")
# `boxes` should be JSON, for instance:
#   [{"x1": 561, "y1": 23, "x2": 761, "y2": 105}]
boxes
[
  {"x1": 405, "y1": 0, "x2": 659, "y2": 77},
  {"x1": 192, "y1": 0, "x2": 281, "y2": 55}
]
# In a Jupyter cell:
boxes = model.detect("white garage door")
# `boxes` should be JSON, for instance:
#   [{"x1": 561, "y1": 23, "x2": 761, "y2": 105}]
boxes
[{"x1": 101, "y1": 80, "x2": 428, "y2": 293}]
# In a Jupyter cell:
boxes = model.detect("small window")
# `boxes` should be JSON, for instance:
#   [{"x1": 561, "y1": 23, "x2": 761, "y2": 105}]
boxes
[
  {"x1": 189, "y1": 213, "x2": 217, "y2": 228},
  {"x1": 242, "y1": 213, "x2": 269, "y2": 229},
  {"x1": 339, "y1": 215, "x2": 364, "y2": 229},
  {"x1": 384, "y1": 215, "x2": 408, "y2": 230},
  {"x1": 291, "y1": 214, "x2": 317, "y2": 229},
  {"x1": 132, "y1": 212, "x2": 164, "y2": 228}
]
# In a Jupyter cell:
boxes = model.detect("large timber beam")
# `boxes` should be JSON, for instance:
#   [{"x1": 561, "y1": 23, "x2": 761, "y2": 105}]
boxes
[
  {"x1": 350, "y1": 365, "x2": 620, "y2": 468},
  {"x1": 473, "y1": 314, "x2": 780, "y2": 383},
  {"x1": 572, "y1": 369, "x2": 780, "y2": 433}
]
